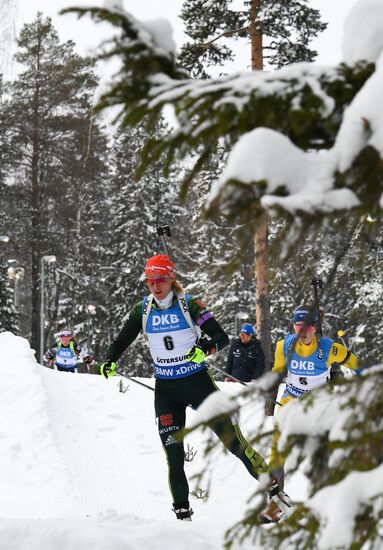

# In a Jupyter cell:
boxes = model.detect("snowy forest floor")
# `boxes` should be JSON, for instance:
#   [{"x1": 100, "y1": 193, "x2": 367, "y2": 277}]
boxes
[{"x1": 0, "y1": 332, "x2": 305, "y2": 549}]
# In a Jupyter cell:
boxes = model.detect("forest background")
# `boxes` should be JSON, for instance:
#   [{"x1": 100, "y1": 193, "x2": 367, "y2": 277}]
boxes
[{"x1": 0, "y1": 0, "x2": 381, "y2": 376}]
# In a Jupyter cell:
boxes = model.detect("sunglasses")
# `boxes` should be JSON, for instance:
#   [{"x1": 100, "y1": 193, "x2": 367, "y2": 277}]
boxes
[
  {"x1": 146, "y1": 276, "x2": 169, "y2": 285},
  {"x1": 294, "y1": 324, "x2": 316, "y2": 333}
]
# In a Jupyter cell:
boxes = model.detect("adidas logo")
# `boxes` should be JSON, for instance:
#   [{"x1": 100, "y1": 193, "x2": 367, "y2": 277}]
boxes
[{"x1": 165, "y1": 435, "x2": 177, "y2": 446}]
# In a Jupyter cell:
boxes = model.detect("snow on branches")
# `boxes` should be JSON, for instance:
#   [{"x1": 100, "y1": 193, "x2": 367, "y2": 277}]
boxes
[{"x1": 63, "y1": 0, "x2": 382, "y2": 227}]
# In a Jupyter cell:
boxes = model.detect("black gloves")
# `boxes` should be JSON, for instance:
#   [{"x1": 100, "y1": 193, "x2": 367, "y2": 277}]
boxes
[
  {"x1": 330, "y1": 363, "x2": 357, "y2": 381},
  {"x1": 330, "y1": 363, "x2": 344, "y2": 380}
]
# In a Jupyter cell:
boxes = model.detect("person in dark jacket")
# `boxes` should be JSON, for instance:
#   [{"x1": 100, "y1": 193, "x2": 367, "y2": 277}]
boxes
[{"x1": 225, "y1": 323, "x2": 265, "y2": 382}]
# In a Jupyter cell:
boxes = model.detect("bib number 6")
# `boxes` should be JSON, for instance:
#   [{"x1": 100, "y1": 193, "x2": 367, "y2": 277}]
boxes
[{"x1": 163, "y1": 335, "x2": 174, "y2": 351}]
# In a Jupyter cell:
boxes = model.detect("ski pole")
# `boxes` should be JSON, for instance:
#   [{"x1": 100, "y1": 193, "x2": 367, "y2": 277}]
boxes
[
  {"x1": 310, "y1": 277, "x2": 323, "y2": 335},
  {"x1": 209, "y1": 364, "x2": 282, "y2": 407},
  {"x1": 211, "y1": 364, "x2": 248, "y2": 386},
  {"x1": 117, "y1": 363, "x2": 282, "y2": 408},
  {"x1": 156, "y1": 225, "x2": 171, "y2": 257},
  {"x1": 116, "y1": 370, "x2": 155, "y2": 392},
  {"x1": 335, "y1": 330, "x2": 354, "y2": 370},
  {"x1": 310, "y1": 277, "x2": 322, "y2": 306},
  {"x1": 116, "y1": 369, "x2": 197, "y2": 408},
  {"x1": 337, "y1": 329, "x2": 347, "y2": 348}
]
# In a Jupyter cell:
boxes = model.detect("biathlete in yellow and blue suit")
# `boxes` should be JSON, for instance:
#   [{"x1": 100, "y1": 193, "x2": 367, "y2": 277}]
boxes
[{"x1": 266, "y1": 305, "x2": 359, "y2": 489}]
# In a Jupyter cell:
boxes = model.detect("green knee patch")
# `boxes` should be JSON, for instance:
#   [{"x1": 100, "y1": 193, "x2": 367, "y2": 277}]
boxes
[{"x1": 245, "y1": 446, "x2": 269, "y2": 477}]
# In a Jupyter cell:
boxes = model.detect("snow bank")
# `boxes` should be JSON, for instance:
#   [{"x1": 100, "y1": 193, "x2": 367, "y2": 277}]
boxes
[
  {"x1": 0, "y1": 332, "x2": 80, "y2": 518},
  {"x1": 0, "y1": 332, "x2": 268, "y2": 549}
]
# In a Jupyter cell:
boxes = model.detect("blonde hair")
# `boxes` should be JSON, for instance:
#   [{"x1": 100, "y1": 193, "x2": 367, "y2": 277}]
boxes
[{"x1": 172, "y1": 279, "x2": 184, "y2": 294}]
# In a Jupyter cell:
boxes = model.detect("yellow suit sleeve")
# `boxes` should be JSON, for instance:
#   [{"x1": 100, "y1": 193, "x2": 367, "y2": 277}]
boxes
[
  {"x1": 272, "y1": 340, "x2": 286, "y2": 373},
  {"x1": 328, "y1": 342, "x2": 359, "y2": 370}
]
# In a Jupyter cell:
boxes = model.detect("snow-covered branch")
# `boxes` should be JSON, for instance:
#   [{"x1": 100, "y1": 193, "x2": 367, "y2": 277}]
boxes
[{"x1": 64, "y1": 1, "x2": 382, "y2": 226}]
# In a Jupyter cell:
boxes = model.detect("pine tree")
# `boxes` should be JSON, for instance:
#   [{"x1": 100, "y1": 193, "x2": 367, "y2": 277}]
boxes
[
  {"x1": 268, "y1": 215, "x2": 383, "y2": 369},
  {"x1": 49, "y1": 111, "x2": 111, "y2": 354},
  {"x1": 319, "y1": 217, "x2": 383, "y2": 367},
  {"x1": 2, "y1": 13, "x2": 109, "y2": 357},
  {"x1": 103, "y1": 119, "x2": 187, "y2": 375},
  {"x1": 182, "y1": 149, "x2": 257, "y2": 376},
  {"x1": 179, "y1": 0, "x2": 327, "y2": 77},
  {"x1": 178, "y1": 0, "x2": 327, "y2": 368},
  {"x1": 62, "y1": 2, "x2": 378, "y2": 214},
  {"x1": 0, "y1": 258, "x2": 18, "y2": 334},
  {"x1": 0, "y1": 80, "x2": 19, "y2": 334},
  {"x1": 62, "y1": 5, "x2": 383, "y2": 543}
]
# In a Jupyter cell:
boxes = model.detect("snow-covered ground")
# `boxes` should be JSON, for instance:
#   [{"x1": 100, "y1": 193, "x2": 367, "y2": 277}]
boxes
[{"x1": 0, "y1": 331, "x2": 298, "y2": 550}]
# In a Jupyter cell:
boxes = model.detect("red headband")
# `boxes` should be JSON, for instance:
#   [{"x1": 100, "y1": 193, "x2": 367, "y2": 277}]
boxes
[{"x1": 145, "y1": 254, "x2": 175, "y2": 277}]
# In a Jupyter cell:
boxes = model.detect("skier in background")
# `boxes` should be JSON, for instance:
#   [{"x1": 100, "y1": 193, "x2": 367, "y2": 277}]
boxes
[
  {"x1": 263, "y1": 304, "x2": 359, "y2": 520},
  {"x1": 99, "y1": 254, "x2": 291, "y2": 523},
  {"x1": 44, "y1": 329, "x2": 81, "y2": 373}
]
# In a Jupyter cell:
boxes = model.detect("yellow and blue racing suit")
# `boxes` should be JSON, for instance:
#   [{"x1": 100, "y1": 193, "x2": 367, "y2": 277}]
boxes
[{"x1": 270, "y1": 334, "x2": 358, "y2": 487}]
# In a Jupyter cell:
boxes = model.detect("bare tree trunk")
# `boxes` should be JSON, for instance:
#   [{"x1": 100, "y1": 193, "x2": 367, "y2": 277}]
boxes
[
  {"x1": 250, "y1": 0, "x2": 263, "y2": 72},
  {"x1": 250, "y1": 0, "x2": 272, "y2": 369}
]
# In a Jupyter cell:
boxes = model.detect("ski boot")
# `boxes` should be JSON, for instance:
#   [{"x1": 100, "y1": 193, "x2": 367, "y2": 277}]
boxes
[
  {"x1": 260, "y1": 479, "x2": 293, "y2": 524},
  {"x1": 260, "y1": 498, "x2": 284, "y2": 524},
  {"x1": 172, "y1": 502, "x2": 194, "y2": 521}
]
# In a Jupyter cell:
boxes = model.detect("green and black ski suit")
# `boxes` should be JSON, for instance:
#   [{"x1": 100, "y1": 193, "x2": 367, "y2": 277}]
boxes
[{"x1": 105, "y1": 293, "x2": 269, "y2": 509}]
